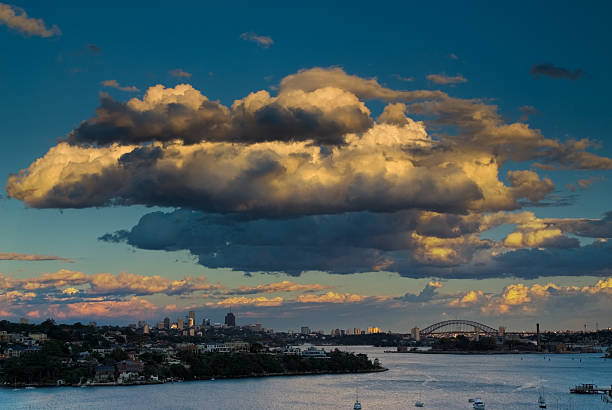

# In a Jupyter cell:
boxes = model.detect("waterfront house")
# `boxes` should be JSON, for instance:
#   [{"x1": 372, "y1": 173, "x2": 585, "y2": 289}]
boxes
[
  {"x1": 116, "y1": 360, "x2": 144, "y2": 373},
  {"x1": 94, "y1": 365, "x2": 115, "y2": 382}
]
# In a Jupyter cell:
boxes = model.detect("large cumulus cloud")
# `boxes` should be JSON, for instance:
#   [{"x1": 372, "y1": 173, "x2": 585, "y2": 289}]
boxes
[
  {"x1": 7, "y1": 117, "x2": 559, "y2": 216},
  {"x1": 7, "y1": 67, "x2": 612, "y2": 280}
]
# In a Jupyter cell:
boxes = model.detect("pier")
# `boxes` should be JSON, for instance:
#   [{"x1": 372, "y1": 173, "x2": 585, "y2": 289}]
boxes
[{"x1": 569, "y1": 384, "x2": 612, "y2": 394}]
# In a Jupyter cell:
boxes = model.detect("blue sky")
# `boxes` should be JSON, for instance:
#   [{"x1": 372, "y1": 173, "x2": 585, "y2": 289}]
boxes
[{"x1": 1, "y1": 1, "x2": 611, "y2": 332}]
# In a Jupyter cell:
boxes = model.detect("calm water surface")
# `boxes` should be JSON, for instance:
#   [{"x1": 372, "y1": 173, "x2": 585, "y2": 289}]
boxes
[{"x1": 1, "y1": 346, "x2": 611, "y2": 409}]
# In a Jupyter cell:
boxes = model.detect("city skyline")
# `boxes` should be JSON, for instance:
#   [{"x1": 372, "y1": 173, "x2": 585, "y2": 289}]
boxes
[{"x1": 1, "y1": 2, "x2": 612, "y2": 333}]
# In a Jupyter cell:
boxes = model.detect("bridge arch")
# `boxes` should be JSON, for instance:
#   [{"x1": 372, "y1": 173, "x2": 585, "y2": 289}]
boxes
[{"x1": 420, "y1": 320, "x2": 498, "y2": 337}]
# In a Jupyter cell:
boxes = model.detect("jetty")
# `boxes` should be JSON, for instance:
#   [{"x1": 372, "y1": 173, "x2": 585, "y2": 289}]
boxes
[{"x1": 569, "y1": 384, "x2": 612, "y2": 394}]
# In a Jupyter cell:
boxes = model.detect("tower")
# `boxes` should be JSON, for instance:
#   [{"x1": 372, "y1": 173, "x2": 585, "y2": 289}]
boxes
[{"x1": 225, "y1": 311, "x2": 236, "y2": 327}]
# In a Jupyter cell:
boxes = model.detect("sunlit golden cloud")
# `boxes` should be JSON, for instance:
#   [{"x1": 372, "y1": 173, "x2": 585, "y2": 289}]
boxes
[{"x1": 0, "y1": 3, "x2": 60, "y2": 37}]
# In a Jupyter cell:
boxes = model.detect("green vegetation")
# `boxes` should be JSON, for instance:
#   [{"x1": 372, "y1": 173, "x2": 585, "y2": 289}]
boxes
[
  {"x1": 1, "y1": 340, "x2": 93, "y2": 385},
  {"x1": 432, "y1": 335, "x2": 498, "y2": 351},
  {"x1": 1, "y1": 347, "x2": 382, "y2": 385},
  {"x1": 167, "y1": 349, "x2": 382, "y2": 380}
]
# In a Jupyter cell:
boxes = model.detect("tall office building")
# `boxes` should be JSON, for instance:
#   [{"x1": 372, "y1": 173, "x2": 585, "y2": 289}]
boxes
[
  {"x1": 411, "y1": 327, "x2": 420, "y2": 341},
  {"x1": 300, "y1": 326, "x2": 310, "y2": 334},
  {"x1": 188, "y1": 317, "x2": 194, "y2": 328},
  {"x1": 224, "y1": 312, "x2": 236, "y2": 327},
  {"x1": 189, "y1": 311, "x2": 195, "y2": 324},
  {"x1": 163, "y1": 317, "x2": 170, "y2": 329},
  {"x1": 178, "y1": 318, "x2": 184, "y2": 330}
]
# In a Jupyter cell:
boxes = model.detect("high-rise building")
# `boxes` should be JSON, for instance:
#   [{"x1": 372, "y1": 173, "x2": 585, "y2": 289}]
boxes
[
  {"x1": 163, "y1": 317, "x2": 170, "y2": 329},
  {"x1": 300, "y1": 326, "x2": 310, "y2": 334},
  {"x1": 157, "y1": 321, "x2": 164, "y2": 330},
  {"x1": 225, "y1": 312, "x2": 236, "y2": 327},
  {"x1": 353, "y1": 328, "x2": 362, "y2": 335},
  {"x1": 188, "y1": 317, "x2": 194, "y2": 328},
  {"x1": 411, "y1": 327, "x2": 420, "y2": 341},
  {"x1": 189, "y1": 310, "x2": 195, "y2": 323},
  {"x1": 137, "y1": 320, "x2": 147, "y2": 328},
  {"x1": 367, "y1": 326, "x2": 380, "y2": 334},
  {"x1": 143, "y1": 324, "x2": 150, "y2": 334},
  {"x1": 178, "y1": 318, "x2": 184, "y2": 330}
]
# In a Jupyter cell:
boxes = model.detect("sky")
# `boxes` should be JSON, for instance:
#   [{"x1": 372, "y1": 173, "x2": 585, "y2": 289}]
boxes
[{"x1": 1, "y1": 1, "x2": 611, "y2": 332}]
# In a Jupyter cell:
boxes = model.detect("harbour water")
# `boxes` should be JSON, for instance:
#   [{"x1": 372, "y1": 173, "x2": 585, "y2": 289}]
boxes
[{"x1": 1, "y1": 346, "x2": 611, "y2": 409}]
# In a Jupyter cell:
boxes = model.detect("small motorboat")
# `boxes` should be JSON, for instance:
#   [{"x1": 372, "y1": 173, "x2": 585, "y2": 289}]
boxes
[{"x1": 473, "y1": 399, "x2": 485, "y2": 409}]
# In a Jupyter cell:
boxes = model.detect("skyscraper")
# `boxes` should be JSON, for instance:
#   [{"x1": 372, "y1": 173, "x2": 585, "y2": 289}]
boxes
[
  {"x1": 163, "y1": 317, "x2": 170, "y2": 329},
  {"x1": 189, "y1": 310, "x2": 195, "y2": 324},
  {"x1": 225, "y1": 311, "x2": 236, "y2": 327}
]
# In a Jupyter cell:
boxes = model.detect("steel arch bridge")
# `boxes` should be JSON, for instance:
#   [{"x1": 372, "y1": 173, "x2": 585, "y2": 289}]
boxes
[{"x1": 420, "y1": 320, "x2": 498, "y2": 338}]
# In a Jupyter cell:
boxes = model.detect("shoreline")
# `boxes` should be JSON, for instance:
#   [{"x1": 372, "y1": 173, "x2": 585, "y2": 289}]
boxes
[
  {"x1": 383, "y1": 350, "x2": 592, "y2": 355},
  {"x1": 3, "y1": 367, "x2": 388, "y2": 389}
]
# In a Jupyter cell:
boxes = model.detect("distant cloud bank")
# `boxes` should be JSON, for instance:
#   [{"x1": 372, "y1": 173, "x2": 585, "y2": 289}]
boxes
[{"x1": 0, "y1": 252, "x2": 73, "y2": 263}]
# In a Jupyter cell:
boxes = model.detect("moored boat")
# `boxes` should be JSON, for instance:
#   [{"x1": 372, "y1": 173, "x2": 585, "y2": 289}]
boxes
[
  {"x1": 415, "y1": 392, "x2": 424, "y2": 407},
  {"x1": 353, "y1": 388, "x2": 362, "y2": 410},
  {"x1": 473, "y1": 399, "x2": 485, "y2": 409}
]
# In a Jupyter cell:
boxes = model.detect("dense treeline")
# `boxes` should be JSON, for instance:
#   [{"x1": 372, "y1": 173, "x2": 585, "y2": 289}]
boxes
[
  {"x1": 138, "y1": 349, "x2": 381, "y2": 380},
  {"x1": 1, "y1": 345, "x2": 382, "y2": 385},
  {"x1": 1, "y1": 340, "x2": 93, "y2": 385},
  {"x1": 432, "y1": 335, "x2": 498, "y2": 351},
  {"x1": 328, "y1": 333, "x2": 403, "y2": 347}
]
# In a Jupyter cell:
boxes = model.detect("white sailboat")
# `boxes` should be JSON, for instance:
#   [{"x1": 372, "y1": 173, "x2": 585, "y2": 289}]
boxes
[
  {"x1": 538, "y1": 390, "x2": 547, "y2": 408},
  {"x1": 538, "y1": 380, "x2": 547, "y2": 408},
  {"x1": 353, "y1": 388, "x2": 362, "y2": 410},
  {"x1": 415, "y1": 392, "x2": 424, "y2": 407}
]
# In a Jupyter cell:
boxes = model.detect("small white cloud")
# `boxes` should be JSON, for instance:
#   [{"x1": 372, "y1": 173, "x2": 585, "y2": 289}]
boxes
[
  {"x1": 426, "y1": 73, "x2": 467, "y2": 85},
  {"x1": 101, "y1": 80, "x2": 140, "y2": 92},
  {"x1": 392, "y1": 74, "x2": 414, "y2": 82},
  {"x1": 240, "y1": 31, "x2": 273, "y2": 48},
  {"x1": 169, "y1": 68, "x2": 192, "y2": 78}
]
